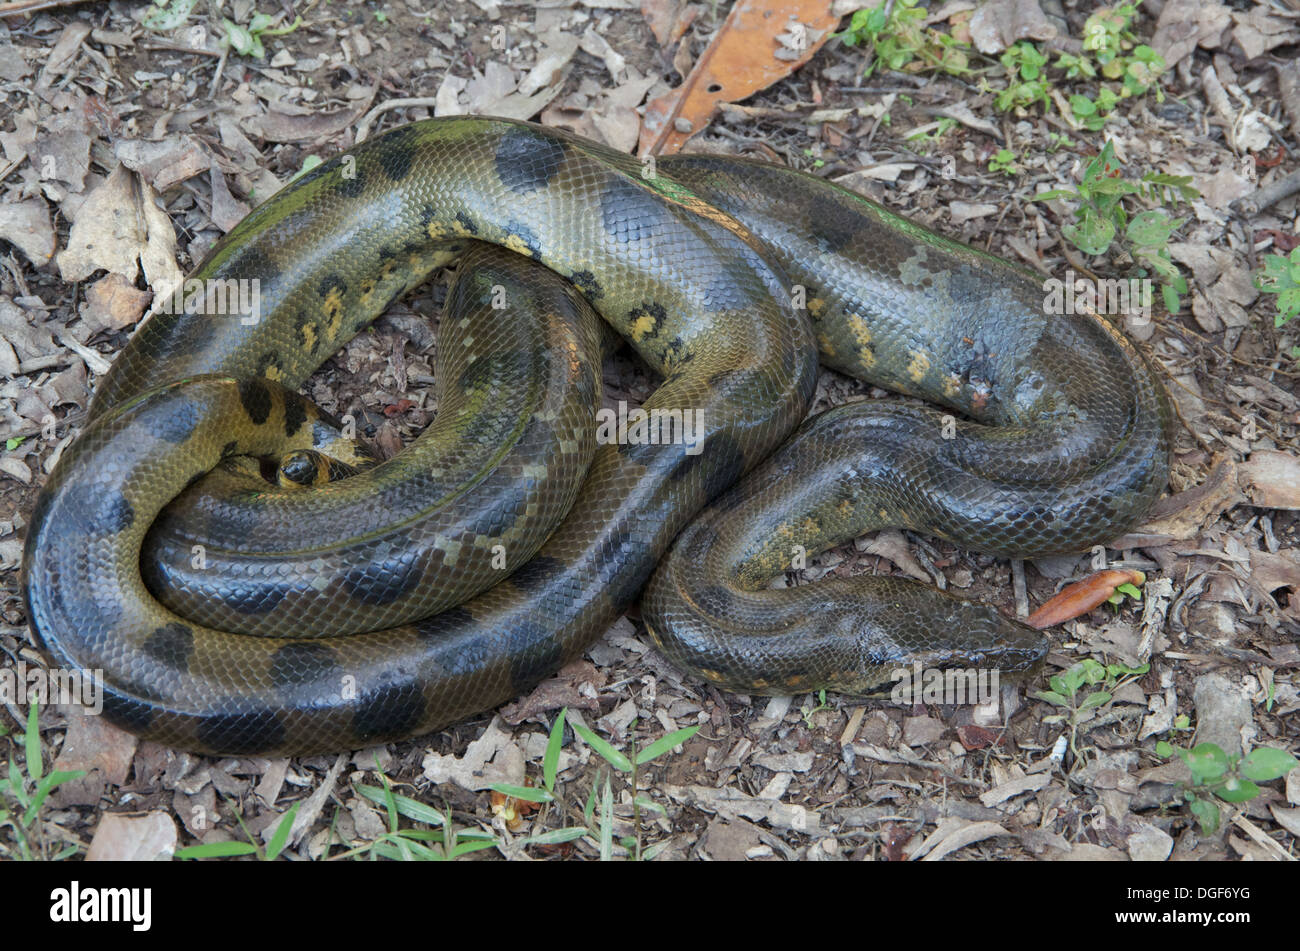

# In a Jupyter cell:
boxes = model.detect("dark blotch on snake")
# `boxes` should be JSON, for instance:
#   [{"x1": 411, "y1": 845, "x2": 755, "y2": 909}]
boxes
[
  {"x1": 494, "y1": 125, "x2": 567, "y2": 194},
  {"x1": 352, "y1": 680, "x2": 426, "y2": 739},
  {"x1": 341, "y1": 554, "x2": 424, "y2": 607},
  {"x1": 155, "y1": 399, "x2": 202, "y2": 444},
  {"x1": 100, "y1": 691, "x2": 156, "y2": 733},
  {"x1": 506, "y1": 621, "x2": 565, "y2": 693},
  {"x1": 270, "y1": 642, "x2": 343, "y2": 688},
  {"x1": 196, "y1": 710, "x2": 287, "y2": 755},
  {"x1": 334, "y1": 171, "x2": 366, "y2": 199},
  {"x1": 238, "y1": 378, "x2": 272, "y2": 425},
  {"x1": 601, "y1": 177, "x2": 671, "y2": 245},
  {"x1": 508, "y1": 555, "x2": 565, "y2": 595},
  {"x1": 377, "y1": 125, "x2": 419, "y2": 182},
  {"x1": 141, "y1": 622, "x2": 194, "y2": 672},
  {"x1": 66, "y1": 483, "x2": 135, "y2": 535},
  {"x1": 806, "y1": 188, "x2": 861, "y2": 255},
  {"x1": 218, "y1": 579, "x2": 289, "y2": 616},
  {"x1": 283, "y1": 396, "x2": 308, "y2": 438}
]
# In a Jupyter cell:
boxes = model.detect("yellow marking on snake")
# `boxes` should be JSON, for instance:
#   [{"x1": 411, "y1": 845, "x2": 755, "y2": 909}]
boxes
[{"x1": 907, "y1": 350, "x2": 930, "y2": 382}]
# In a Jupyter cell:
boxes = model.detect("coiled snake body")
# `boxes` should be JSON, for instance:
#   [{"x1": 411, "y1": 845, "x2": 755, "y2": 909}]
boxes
[{"x1": 21, "y1": 118, "x2": 1170, "y2": 755}]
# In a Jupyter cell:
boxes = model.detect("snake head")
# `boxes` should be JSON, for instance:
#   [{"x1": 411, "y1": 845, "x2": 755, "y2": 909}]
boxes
[{"x1": 862, "y1": 587, "x2": 1048, "y2": 701}]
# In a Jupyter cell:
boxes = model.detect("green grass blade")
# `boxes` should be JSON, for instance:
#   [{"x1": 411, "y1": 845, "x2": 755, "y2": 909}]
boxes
[
  {"x1": 25, "y1": 704, "x2": 41, "y2": 782},
  {"x1": 176, "y1": 841, "x2": 260, "y2": 859},
  {"x1": 355, "y1": 783, "x2": 446, "y2": 825},
  {"x1": 599, "y1": 775, "x2": 613, "y2": 861},
  {"x1": 569, "y1": 720, "x2": 632, "y2": 772},
  {"x1": 265, "y1": 802, "x2": 300, "y2": 860},
  {"x1": 522, "y1": 826, "x2": 589, "y2": 847},
  {"x1": 543, "y1": 708, "x2": 567, "y2": 792},
  {"x1": 635, "y1": 725, "x2": 700, "y2": 765},
  {"x1": 487, "y1": 782, "x2": 553, "y2": 804}
]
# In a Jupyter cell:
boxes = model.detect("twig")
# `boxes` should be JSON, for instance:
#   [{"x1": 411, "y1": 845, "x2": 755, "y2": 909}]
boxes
[
  {"x1": 354, "y1": 97, "x2": 440, "y2": 143},
  {"x1": 1233, "y1": 167, "x2": 1300, "y2": 216},
  {"x1": 0, "y1": 0, "x2": 96, "y2": 16}
]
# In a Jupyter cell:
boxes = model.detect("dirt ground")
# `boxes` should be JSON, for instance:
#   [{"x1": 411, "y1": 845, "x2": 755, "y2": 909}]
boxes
[{"x1": 0, "y1": 0, "x2": 1298, "y2": 862}]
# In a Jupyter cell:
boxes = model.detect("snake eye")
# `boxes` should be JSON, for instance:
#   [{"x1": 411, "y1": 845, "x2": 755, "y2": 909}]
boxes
[{"x1": 278, "y1": 450, "x2": 326, "y2": 488}]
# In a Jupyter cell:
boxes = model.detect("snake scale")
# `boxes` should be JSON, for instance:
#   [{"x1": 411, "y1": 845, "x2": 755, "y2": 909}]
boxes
[{"x1": 21, "y1": 117, "x2": 1171, "y2": 756}]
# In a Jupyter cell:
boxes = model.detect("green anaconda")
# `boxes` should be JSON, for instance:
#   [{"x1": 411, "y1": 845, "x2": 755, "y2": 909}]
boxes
[{"x1": 21, "y1": 117, "x2": 1171, "y2": 756}]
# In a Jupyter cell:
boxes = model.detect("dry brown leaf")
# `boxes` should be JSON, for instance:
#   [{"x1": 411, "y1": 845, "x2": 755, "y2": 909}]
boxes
[
  {"x1": 967, "y1": 0, "x2": 1056, "y2": 54},
  {"x1": 31, "y1": 124, "x2": 91, "y2": 192},
  {"x1": 1152, "y1": 0, "x2": 1231, "y2": 68},
  {"x1": 34, "y1": 21, "x2": 90, "y2": 96},
  {"x1": 0, "y1": 197, "x2": 56, "y2": 266},
  {"x1": 1249, "y1": 549, "x2": 1300, "y2": 597},
  {"x1": 420, "y1": 716, "x2": 525, "y2": 791},
  {"x1": 115, "y1": 136, "x2": 211, "y2": 193},
  {"x1": 81, "y1": 272, "x2": 152, "y2": 333},
  {"x1": 208, "y1": 165, "x2": 250, "y2": 233},
  {"x1": 858, "y1": 528, "x2": 930, "y2": 582},
  {"x1": 642, "y1": 0, "x2": 701, "y2": 47},
  {"x1": 85, "y1": 812, "x2": 177, "y2": 861},
  {"x1": 244, "y1": 87, "x2": 376, "y2": 143},
  {"x1": 0, "y1": 42, "x2": 31, "y2": 81},
  {"x1": 52, "y1": 706, "x2": 138, "y2": 787},
  {"x1": 916, "y1": 819, "x2": 1011, "y2": 860},
  {"x1": 1139, "y1": 454, "x2": 1244, "y2": 540},
  {"x1": 1270, "y1": 805, "x2": 1300, "y2": 838},
  {"x1": 1278, "y1": 60, "x2": 1300, "y2": 135},
  {"x1": 56, "y1": 163, "x2": 182, "y2": 295},
  {"x1": 1231, "y1": 6, "x2": 1300, "y2": 60},
  {"x1": 518, "y1": 29, "x2": 580, "y2": 96},
  {"x1": 639, "y1": 0, "x2": 839, "y2": 155},
  {"x1": 1238, "y1": 449, "x2": 1300, "y2": 510}
]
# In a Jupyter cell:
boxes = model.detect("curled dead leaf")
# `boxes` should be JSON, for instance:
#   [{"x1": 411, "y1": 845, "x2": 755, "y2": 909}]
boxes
[{"x1": 1026, "y1": 569, "x2": 1146, "y2": 629}]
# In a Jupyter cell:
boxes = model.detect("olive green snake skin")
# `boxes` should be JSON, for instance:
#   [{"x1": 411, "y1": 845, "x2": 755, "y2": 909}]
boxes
[{"x1": 21, "y1": 117, "x2": 1171, "y2": 756}]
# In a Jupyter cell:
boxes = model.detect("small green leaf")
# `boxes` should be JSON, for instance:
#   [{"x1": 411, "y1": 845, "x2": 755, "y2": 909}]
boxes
[
  {"x1": 1127, "y1": 210, "x2": 1177, "y2": 247},
  {"x1": 1238, "y1": 747, "x2": 1300, "y2": 782},
  {"x1": 1107, "y1": 662, "x2": 1150, "y2": 678},
  {"x1": 142, "y1": 0, "x2": 198, "y2": 31},
  {"x1": 1032, "y1": 188, "x2": 1078, "y2": 203},
  {"x1": 222, "y1": 20, "x2": 256, "y2": 55},
  {"x1": 1155, "y1": 740, "x2": 1173, "y2": 758},
  {"x1": 1188, "y1": 797, "x2": 1219, "y2": 835},
  {"x1": 1066, "y1": 212, "x2": 1116, "y2": 256},
  {"x1": 1033, "y1": 690, "x2": 1069, "y2": 706},
  {"x1": 1078, "y1": 690, "x2": 1111, "y2": 710},
  {"x1": 5, "y1": 437, "x2": 25, "y2": 451},
  {"x1": 1179, "y1": 743, "x2": 1229, "y2": 783},
  {"x1": 286, "y1": 154, "x2": 323, "y2": 185},
  {"x1": 1213, "y1": 776, "x2": 1260, "y2": 803},
  {"x1": 1161, "y1": 283, "x2": 1180, "y2": 314},
  {"x1": 1081, "y1": 659, "x2": 1107, "y2": 684}
]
